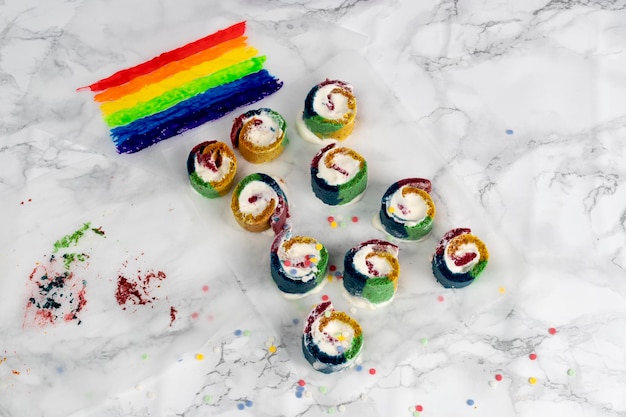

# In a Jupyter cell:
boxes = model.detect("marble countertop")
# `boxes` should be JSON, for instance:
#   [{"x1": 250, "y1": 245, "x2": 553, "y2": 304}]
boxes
[{"x1": 1, "y1": 1, "x2": 625, "y2": 416}]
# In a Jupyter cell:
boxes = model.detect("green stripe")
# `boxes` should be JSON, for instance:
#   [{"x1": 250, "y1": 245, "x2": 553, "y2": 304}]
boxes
[{"x1": 105, "y1": 56, "x2": 267, "y2": 127}]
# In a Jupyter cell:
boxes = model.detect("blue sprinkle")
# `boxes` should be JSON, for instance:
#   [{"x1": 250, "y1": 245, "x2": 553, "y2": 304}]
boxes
[
  {"x1": 334, "y1": 271, "x2": 342, "y2": 277},
  {"x1": 355, "y1": 365, "x2": 363, "y2": 372},
  {"x1": 245, "y1": 400, "x2": 253, "y2": 407},
  {"x1": 56, "y1": 366, "x2": 64, "y2": 374},
  {"x1": 237, "y1": 403, "x2": 245, "y2": 410},
  {"x1": 505, "y1": 129, "x2": 514, "y2": 135},
  {"x1": 234, "y1": 329, "x2": 243, "y2": 336},
  {"x1": 337, "y1": 346, "x2": 344, "y2": 353},
  {"x1": 295, "y1": 391, "x2": 303, "y2": 398},
  {"x1": 292, "y1": 318, "x2": 299, "y2": 325},
  {"x1": 290, "y1": 269, "x2": 298, "y2": 275},
  {"x1": 467, "y1": 399, "x2": 475, "y2": 406},
  {"x1": 296, "y1": 385, "x2": 305, "y2": 393}
]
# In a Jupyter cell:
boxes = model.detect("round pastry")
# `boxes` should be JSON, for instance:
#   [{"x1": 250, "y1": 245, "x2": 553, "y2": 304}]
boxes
[
  {"x1": 310, "y1": 143, "x2": 367, "y2": 206},
  {"x1": 302, "y1": 300, "x2": 363, "y2": 374},
  {"x1": 342, "y1": 239, "x2": 400, "y2": 309},
  {"x1": 230, "y1": 108, "x2": 288, "y2": 163},
  {"x1": 296, "y1": 79, "x2": 356, "y2": 143},
  {"x1": 432, "y1": 228, "x2": 489, "y2": 288},
  {"x1": 270, "y1": 226, "x2": 329, "y2": 299},
  {"x1": 231, "y1": 173, "x2": 289, "y2": 233},
  {"x1": 187, "y1": 140, "x2": 237, "y2": 198},
  {"x1": 377, "y1": 178, "x2": 435, "y2": 241}
]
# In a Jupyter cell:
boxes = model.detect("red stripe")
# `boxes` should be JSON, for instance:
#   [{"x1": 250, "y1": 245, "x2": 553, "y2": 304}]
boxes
[{"x1": 80, "y1": 21, "x2": 246, "y2": 92}]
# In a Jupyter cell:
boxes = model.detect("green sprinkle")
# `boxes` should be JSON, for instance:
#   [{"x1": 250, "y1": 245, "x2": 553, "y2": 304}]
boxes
[
  {"x1": 243, "y1": 330, "x2": 251, "y2": 336},
  {"x1": 328, "y1": 407, "x2": 336, "y2": 414},
  {"x1": 340, "y1": 222, "x2": 347, "y2": 228},
  {"x1": 319, "y1": 386, "x2": 327, "y2": 393},
  {"x1": 53, "y1": 223, "x2": 91, "y2": 253},
  {"x1": 203, "y1": 395, "x2": 212, "y2": 403},
  {"x1": 567, "y1": 368, "x2": 576, "y2": 376},
  {"x1": 141, "y1": 353, "x2": 149, "y2": 360},
  {"x1": 420, "y1": 338, "x2": 428, "y2": 345},
  {"x1": 412, "y1": 412, "x2": 421, "y2": 417}
]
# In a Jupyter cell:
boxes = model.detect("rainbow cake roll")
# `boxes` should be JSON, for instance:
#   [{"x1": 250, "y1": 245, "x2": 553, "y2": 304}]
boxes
[
  {"x1": 187, "y1": 140, "x2": 237, "y2": 198},
  {"x1": 79, "y1": 21, "x2": 283, "y2": 154},
  {"x1": 296, "y1": 79, "x2": 356, "y2": 143},
  {"x1": 342, "y1": 239, "x2": 400, "y2": 309},
  {"x1": 231, "y1": 173, "x2": 289, "y2": 233},
  {"x1": 432, "y1": 228, "x2": 489, "y2": 289},
  {"x1": 270, "y1": 226, "x2": 329, "y2": 299},
  {"x1": 231, "y1": 108, "x2": 288, "y2": 163},
  {"x1": 302, "y1": 300, "x2": 363, "y2": 374},
  {"x1": 377, "y1": 178, "x2": 436, "y2": 241},
  {"x1": 310, "y1": 143, "x2": 367, "y2": 206}
]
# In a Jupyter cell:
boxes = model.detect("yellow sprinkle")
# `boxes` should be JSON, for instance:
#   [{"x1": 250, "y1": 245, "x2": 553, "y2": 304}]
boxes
[
  {"x1": 330, "y1": 221, "x2": 337, "y2": 228},
  {"x1": 327, "y1": 275, "x2": 333, "y2": 281},
  {"x1": 195, "y1": 353, "x2": 204, "y2": 360},
  {"x1": 528, "y1": 377, "x2": 537, "y2": 385},
  {"x1": 310, "y1": 257, "x2": 318, "y2": 263},
  {"x1": 388, "y1": 207, "x2": 395, "y2": 213},
  {"x1": 315, "y1": 243, "x2": 323, "y2": 250},
  {"x1": 337, "y1": 335, "x2": 346, "y2": 342},
  {"x1": 268, "y1": 345, "x2": 277, "y2": 354},
  {"x1": 499, "y1": 287, "x2": 506, "y2": 294}
]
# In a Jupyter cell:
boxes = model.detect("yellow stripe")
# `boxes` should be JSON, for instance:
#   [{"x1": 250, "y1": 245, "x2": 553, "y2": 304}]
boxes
[{"x1": 99, "y1": 45, "x2": 259, "y2": 116}]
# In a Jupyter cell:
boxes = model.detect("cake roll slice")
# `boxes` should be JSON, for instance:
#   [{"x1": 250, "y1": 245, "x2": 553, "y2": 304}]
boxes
[
  {"x1": 231, "y1": 173, "x2": 289, "y2": 233},
  {"x1": 302, "y1": 300, "x2": 363, "y2": 374},
  {"x1": 270, "y1": 226, "x2": 329, "y2": 299},
  {"x1": 296, "y1": 79, "x2": 356, "y2": 143},
  {"x1": 187, "y1": 140, "x2": 237, "y2": 198},
  {"x1": 432, "y1": 228, "x2": 489, "y2": 288},
  {"x1": 310, "y1": 143, "x2": 367, "y2": 206},
  {"x1": 231, "y1": 108, "x2": 288, "y2": 163},
  {"x1": 377, "y1": 178, "x2": 436, "y2": 241},
  {"x1": 342, "y1": 239, "x2": 400, "y2": 309}
]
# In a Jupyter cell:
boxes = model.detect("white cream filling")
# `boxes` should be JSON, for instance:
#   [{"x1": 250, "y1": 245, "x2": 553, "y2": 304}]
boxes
[
  {"x1": 194, "y1": 154, "x2": 233, "y2": 183},
  {"x1": 352, "y1": 244, "x2": 396, "y2": 277},
  {"x1": 388, "y1": 187, "x2": 428, "y2": 226},
  {"x1": 313, "y1": 83, "x2": 351, "y2": 120},
  {"x1": 444, "y1": 242, "x2": 480, "y2": 274},
  {"x1": 278, "y1": 241, "x2": 320, "y2": 282},
  {"x1": 243, "y1": 114, "x2": 282, "y2": 146},
  {"x1": 237, "y1": 181, "x2": 278, "y2": 216},
  {"x1": 317, "y1": 151, "x2": 361, "y2": 186},
  {"x1": 311, "y1": 316, "x2": 355, "y2": 356}
]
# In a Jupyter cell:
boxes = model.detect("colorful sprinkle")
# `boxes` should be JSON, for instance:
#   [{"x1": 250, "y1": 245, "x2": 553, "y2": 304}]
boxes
[
  {"x1": 327, "y1": 216, "x2": 335, "y2": 223},
  {"x1": 321, "y1": 294, "x2": 329, "y2": 301},
  {"x1": 315, "y1": 243, "x2": 323, "y2": 250},
  {"x1": 329, "y1": 265, "x2": 337, "y2": 272},
  {"x1": 203, "y1": 395, "x2": 213, "y2": 403},
  {"x1": 319, "y1": 386, "x2": 328, "y2": 393},
  {"x1": 355, "y1": 365, "x2": 363, "y2": 372},
  {"x1": 466, "y1": 399, "x2": 475, "y2": 406},
  {"x1": 328, "y1": 407, "x2": 336, "y2": 414},
  {"x1": 237, "y1": 403, "x2": 245, "y2": 410},
  {"x1": 191, "y1": 312, "x2": 199, "y2": 319},
  {"x1": 330, "y1": 221, "x2": 338, "y2": 228},
  {"x1": 243, "y1": 330, "x2": 250, "y2": 336},
  {"x1": 245, "y1": 400, "x2": 253, "y2": 407},
  {"x1": 388, "y1": 207, "x2": 395, "y2": 213},
  {"x1": 495, "y1": 374, "x2": 503, "y2": 381},
  {"x1": 529, "y1": 353, "x2": 537, "y2": 360},
  {"x1": 528, "y1": 377, "x2": 537, "y2": 385},
  {"x1": 412, "y1": 412, "x2": 420, "y2": 417},
  {"x1": 437, "y1": 295, "x2": 444, "y2": 302},
  {"x1": 283, "y1": 260, "x2": 291, "y2": 267},
  {"x1": 295, "y1": 391, "x2": 303, "y2": 398},
  {"x1": 202, "y1": 285, "x2": 209, "y2": 292},
  {"x1": 416, "y1": 405, "x2": 424, "y2": 412},
  {"x1": 268, "y1": 345, "x2": 277, "y2": 353},
  {"x1": 340, "y1": 222, "x2": 347, "y2": 228},
  {"x1": 292, "y1": 318, "x2": 299, "y2": 325},
  {"x1": 352, "y1": 216, "x2": 359, "y2": 223},
  {"x1": 548, "y1": 327, "x2": 557, "y2": 335},
  {"x1": 141, "y1": 353, "x2": 149, "y2": 360},
  {"x1": 505, "y1": 129, "x2": 514, "y2": 135},
  {"x1": 195, "y1": 353, "x2": 204, "y2": 360},
  {"x1": 420, "y1": 338, "x2": 428, "y2": 345},
  {"x1": 567, "y1": 368, "x2": 576, "y2": 376},
  {"x1": 298, "y1": 379, "x2": 306, "y2": 386},
  {"x1": 368, "y1": 368, "x2": 376, "y2": 375},
  {"x1": 234, "y1": 329, "x2": 243, "y2": 336},
  {"x1": 498, "y1": 287, "x2": 506, "y2": 294}
]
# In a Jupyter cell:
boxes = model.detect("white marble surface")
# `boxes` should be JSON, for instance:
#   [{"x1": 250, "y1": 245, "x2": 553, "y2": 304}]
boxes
[{"x1": 1, "y1": 1, "x2": 625, "y2": 416}]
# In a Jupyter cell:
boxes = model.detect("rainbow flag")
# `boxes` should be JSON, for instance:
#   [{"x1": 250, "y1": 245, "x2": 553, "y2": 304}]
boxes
[{"x1": 79, "y1": 21, "x2": 283, "y2": 154}]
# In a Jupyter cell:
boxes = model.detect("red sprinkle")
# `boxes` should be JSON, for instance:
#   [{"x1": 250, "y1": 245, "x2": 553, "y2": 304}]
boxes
[
  {"x1": 321, "y1": 294, "x2": 329, "y2": 301},
  {"x1": 283, "y1": 260, "x2": 291, "y2": 267},
  {"x1": 327, "y1": 216, "x2": 334, "y2": 223},
  {"x1": 298, "y1": 379, "x2": 306, "y2": 387},
  {"x1": 351, "y1": 216, "x2": 359, "y2": 223},
  {"x1": 529, "y1": 353, "x2": 537, "y2": 360},
  {"x1": 495, "y1": 374, "x2": 503, "y2": 381},
  {"x1": 437, "y1": 295, "x2": 445, "y2": 302},
  {"x1": 416, "y1": 405, "x2": 424, "y2": 412},
  {"x1": 368, "y1": 368, "x2": 376, "y2": 375},
  {"x1": 202, "y1": 285, "x2": 209, "y2": 292},
  {"x1": 329, "y1": 265, "x2": 337, "y2": 272},
  {"x1": 548, "y1": 327, "x2": 557, "y2": 335},
  {"x1": 191, "y1": 312, "x2": 199, "y2": 319}
]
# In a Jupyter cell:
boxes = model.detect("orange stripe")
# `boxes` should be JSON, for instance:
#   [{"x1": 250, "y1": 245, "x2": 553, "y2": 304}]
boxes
[{"x1": 94, "y1": 36, "x2": 248, "y2": 103}]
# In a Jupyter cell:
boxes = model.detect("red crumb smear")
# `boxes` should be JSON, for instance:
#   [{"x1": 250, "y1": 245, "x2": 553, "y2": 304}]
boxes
[
  {"x1": 170, "y1": 306, "x2": 177, "y2": 326},
  {"x1": 115, "y1": 270, "x2": 167, "y2": 309}
]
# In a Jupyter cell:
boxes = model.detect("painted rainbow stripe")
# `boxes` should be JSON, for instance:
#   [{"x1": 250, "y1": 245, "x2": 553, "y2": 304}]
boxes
[{"x1": 80, "y1": 21, "x2": 283, "y2": 154}]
